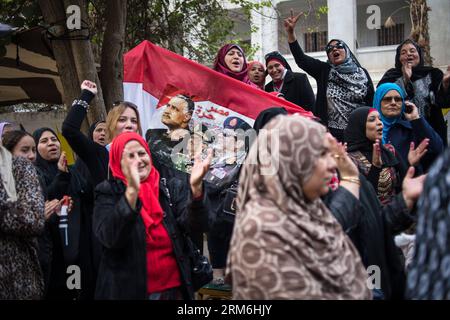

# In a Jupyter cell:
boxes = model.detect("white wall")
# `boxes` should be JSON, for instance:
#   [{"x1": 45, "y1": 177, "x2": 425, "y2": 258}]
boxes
[
  {"x1": 428, "y1": 0, "x2": 450, "y2": 68},
  {"x1": 356, "y1": 0, "x2": 411, "y2": 48}
]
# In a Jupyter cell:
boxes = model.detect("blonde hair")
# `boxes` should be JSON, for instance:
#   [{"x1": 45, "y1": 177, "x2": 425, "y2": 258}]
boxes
[{"x1": 105, "y1": 102, "x2": 142, "y2": 142}]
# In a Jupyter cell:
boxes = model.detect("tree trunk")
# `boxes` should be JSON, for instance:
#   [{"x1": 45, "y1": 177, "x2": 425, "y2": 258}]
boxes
[
  {"x1": 100, "y1": 0, "x2": 127, "y2": 112},
  {"x1": 63, "y1": 0, "x2": 107, "y2": 122},
  {"x1": 409, "y1": 0, "x2": 432, "y2": 66},
  {"x1": 38, "y1": 0, "x2": 107, "y2": 132}
]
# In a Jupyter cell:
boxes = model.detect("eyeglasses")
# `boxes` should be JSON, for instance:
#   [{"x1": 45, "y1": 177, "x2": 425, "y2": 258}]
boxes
[
  {"x1": 381, "y1": 96, "x2": 403, "y2": 103},
  {"x1": 325, "y1": 42, "x2": 344, "y2": 54}
]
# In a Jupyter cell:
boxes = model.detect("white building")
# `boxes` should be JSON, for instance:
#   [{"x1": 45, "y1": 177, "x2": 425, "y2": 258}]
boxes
[{"x1": 225, "y1": 0, "x2": 450, "y2": 91}]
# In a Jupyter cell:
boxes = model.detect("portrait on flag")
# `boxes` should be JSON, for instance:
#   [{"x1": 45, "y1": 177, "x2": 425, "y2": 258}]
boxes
[
  {"x1": 123, "y1": 40, "x2": 313, "y2": 186},
  {"x1": 145, "y1": 84, "x2": 253, "y2": 187}
]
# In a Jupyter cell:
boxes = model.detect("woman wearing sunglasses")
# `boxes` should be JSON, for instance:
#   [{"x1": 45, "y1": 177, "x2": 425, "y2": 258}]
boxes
[
  {"x1": 284, "y1": 11, "x2": 374, "y2": 142},
  {"x1": 373, "y1": 83, "x2": 443, "y2": 173},
  {"x1": 62, "y1": 80, "x2": 142, "y2": 187}
]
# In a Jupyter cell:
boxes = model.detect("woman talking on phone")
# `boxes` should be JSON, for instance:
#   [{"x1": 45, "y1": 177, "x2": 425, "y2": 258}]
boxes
[{"x1": 374, "y1": 83, "x2": 443, "y2": 173}]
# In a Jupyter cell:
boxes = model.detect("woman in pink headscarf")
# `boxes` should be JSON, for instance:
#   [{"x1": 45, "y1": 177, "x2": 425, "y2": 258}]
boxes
[
  {"x1": 213, "y1": 44, "x2": 257, "y2": 87},
  {"x1": 247, "y1": 61, "x2": 266, "y2": 89}
]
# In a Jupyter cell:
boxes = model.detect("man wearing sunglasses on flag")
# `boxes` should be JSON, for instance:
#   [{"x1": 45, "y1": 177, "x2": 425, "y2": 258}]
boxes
[{"x1": 284, "y1": 10, "x2": 375, "y2": 142}]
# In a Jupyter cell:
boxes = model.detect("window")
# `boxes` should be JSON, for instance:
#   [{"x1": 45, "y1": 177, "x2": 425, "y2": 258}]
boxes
[
  {"x1": 304, "y1": 31, "x2": 328, "y2": 53},
  {"x1": 377, "y1": 24, "x2": 405, "y2": 46}
]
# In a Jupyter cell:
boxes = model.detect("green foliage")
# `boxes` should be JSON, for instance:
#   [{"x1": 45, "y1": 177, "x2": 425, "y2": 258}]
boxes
[
  {"x1": 0, "y1": 0, "x2": 266, "y2": 64},
  {"x1": 91, "y1": 0, "x2": 265, "y2": 64},
  {"x1": 0, "y1": 0, "x2": 43, "y2": 28},
  {"x1": 0, "y1": 0, "x2": 43, "y2": 57}
]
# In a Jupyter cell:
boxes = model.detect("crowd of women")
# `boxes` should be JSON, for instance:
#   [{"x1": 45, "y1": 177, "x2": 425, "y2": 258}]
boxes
[{"x1": 1, "y1": 11, "x2": 450, "y2": 300}]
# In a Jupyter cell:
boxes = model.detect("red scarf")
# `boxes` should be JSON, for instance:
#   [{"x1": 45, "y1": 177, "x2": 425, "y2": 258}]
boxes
[{"x1": 109, "y1": 132, "x2": 163, "y2": 237}]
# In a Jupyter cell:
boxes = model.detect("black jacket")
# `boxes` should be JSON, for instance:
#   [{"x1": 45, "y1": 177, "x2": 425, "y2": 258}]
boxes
[
  {"x1": 62, "y1": 90, "x2": 109, "y2": 187},
  {"x1": 289, "y1": 40, "x2": 374, "y2": 126},
  {"x1": 323, "y1": 174, "x2": 414, "y2": 299},
  {"x1": 265, "y1": 70, "x2": 315, "y2": 111},
  {"x1": 37, "y1": 165, "x2": 96, "y2": 300},
  {"x1": 93, "y1": 177, "x2": 211, "y2": 300}
]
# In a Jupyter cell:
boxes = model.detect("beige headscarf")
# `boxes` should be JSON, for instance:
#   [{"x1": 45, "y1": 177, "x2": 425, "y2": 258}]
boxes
[
  {"x1": 0, "y1": 145, "x2": 17, "y2": 202},
  {"x1": 227, "y1": 115, "x2": 371, "y2": 300}
]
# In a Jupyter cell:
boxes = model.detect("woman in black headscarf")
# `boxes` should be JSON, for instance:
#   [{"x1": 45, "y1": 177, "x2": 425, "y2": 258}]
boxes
[
  {"x1": 344, "y1": 107, "x2": 409, "y2": 205},
  {"x1": 378, "y1": 39, "x2": 450, "y2": 145},
  {"x1": 264, "y1": 51, "x2": 315, "y2": 111},
  {"x1": 33, "y1": 127, "x2": 96, "y2": 300},
  {"x1": 284, "y1": 11, "x2": 374, "y2": 142},
  {"x1": 73, "y1": 120, "x2": 106, "y2": 186},
  {"x1": 323, "y1": 135, "x2": 425, "y2": 299}
]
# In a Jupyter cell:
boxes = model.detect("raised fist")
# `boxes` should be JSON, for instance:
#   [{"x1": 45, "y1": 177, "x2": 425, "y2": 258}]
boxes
[{"x1": 81, "y1": 80, "x2": 98, "y2": 95}]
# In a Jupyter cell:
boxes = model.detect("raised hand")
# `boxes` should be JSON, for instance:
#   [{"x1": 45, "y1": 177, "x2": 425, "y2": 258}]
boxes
[
  {"x1": 123, "y1": 156, "x2": 141, "y2": 192},
  {"x1": 404, "y1": 101, "x2": 419, "y2": 121},
  {"x1": 408, "y1": 138, "x2": 429, "y2": 166},
  {"x1": 57, "y1": 151, "x2": 69, "y2": 173},
  {"x1": 122, "y1": 155, "x2": 141, "y2": 209},
  {"x1": 401, "y1": 166, "x2": 426, "y2": 210},
  {"x1": 284, "y1": 9, "x2": 303, "y2": 42},
  {"x1": 44, "y1": 199, "x2": 60, "y2": 220},
  {"x1": 190, "y1": 149, "x2": 213, "y2": 198},
  {"x1": 81, "y1": 80, "x2": 98, "y2": 95},
  {"x1": 402, "y1": 61, "x2": 413, "y2": 84},
  {"x1": 327, "y1": 133, "x2": 358, "y2": 178},
  {"x1": 372, "y1": 139, "x2": 383, "y2": 168}
]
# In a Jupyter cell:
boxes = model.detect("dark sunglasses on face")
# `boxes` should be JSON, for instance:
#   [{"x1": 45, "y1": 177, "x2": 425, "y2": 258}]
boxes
[
  {"x1": 382, "y1": 96, "x2": 403, "y2": 103},
  {"x1": 326, "y1": 42, "x2": 345, "y2": 54}
]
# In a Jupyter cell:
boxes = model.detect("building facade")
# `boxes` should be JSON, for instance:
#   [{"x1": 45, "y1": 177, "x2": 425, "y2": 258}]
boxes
[{"x1": 225, "y1": 0, "x2": 450, "y2": 89}]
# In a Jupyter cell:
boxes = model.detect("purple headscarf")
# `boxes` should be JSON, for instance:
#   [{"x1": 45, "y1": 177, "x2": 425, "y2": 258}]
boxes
[{"x1": 213, "y1": 44, "x2": 254, "y2": 86}]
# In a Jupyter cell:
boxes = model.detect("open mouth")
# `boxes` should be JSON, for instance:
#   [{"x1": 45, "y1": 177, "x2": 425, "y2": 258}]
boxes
[
  {"x1": 48, "y1": 147, "x2": 58, "y2": 153},
  {"x1": 232, "y1": 61, "x2": 241, "y2": 67},
  {"x1": 333, "y1": 52, "x2": 340, "y2": 58}
]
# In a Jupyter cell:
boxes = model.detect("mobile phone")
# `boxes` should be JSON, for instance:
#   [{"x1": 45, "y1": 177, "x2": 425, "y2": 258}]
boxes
[{"x1": 405, "y1": 101, "x2": 413, "y2": 114}]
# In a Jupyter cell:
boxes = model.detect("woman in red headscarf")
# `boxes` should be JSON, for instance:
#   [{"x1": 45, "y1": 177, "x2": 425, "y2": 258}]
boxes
[
  {"x1": 93, "y1": 132, "x2": 212, "y2": 300},
  {"x1": 213, "y1": 44, "x2": 257, "y2": 87}
]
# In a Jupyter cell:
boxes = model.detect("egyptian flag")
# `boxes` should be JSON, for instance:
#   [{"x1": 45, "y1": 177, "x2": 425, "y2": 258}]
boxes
[{"x1": 123, "y1": 40, "x2": 313, "y2": 135}]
